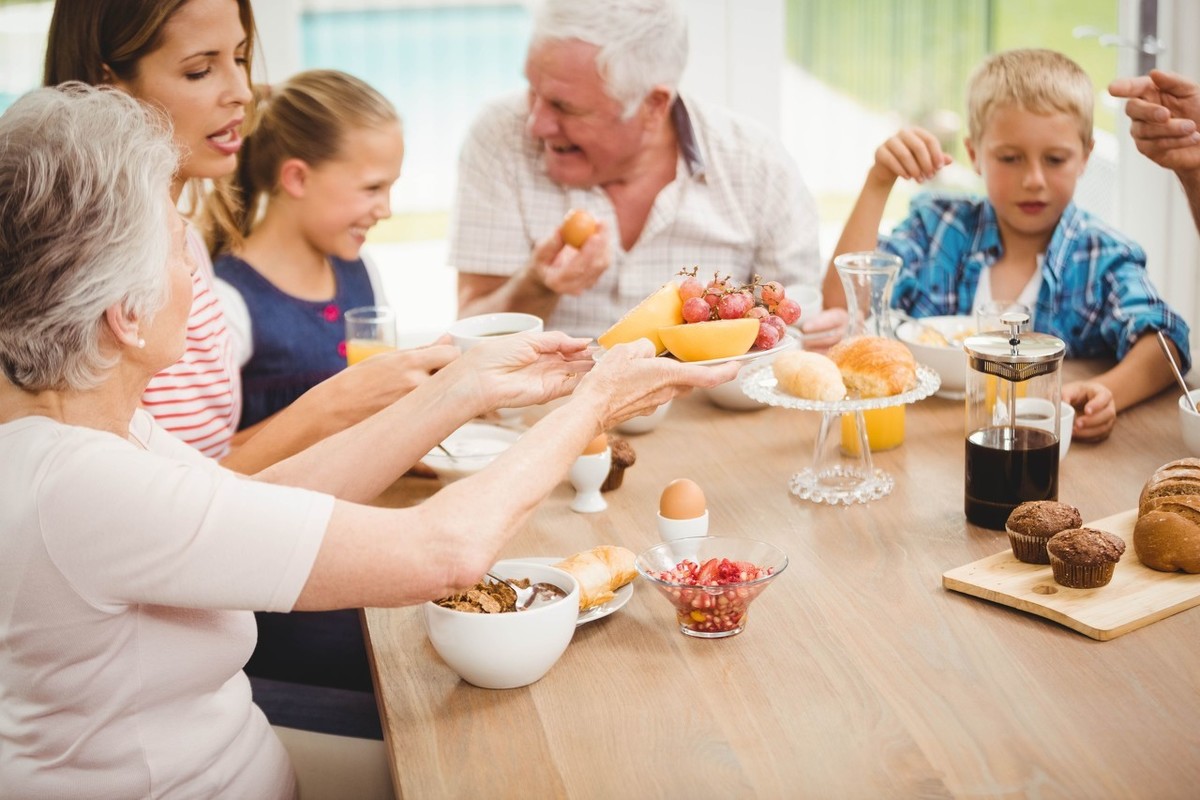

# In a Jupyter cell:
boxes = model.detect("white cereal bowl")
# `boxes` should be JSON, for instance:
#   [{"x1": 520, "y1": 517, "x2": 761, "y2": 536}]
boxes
[
  {"x1": 423, "y1": 422, "x2": 519, "y2": 482},
  {"x1": 894, "y1": 315, "x2": 975, "y2": 398},
  {"x1": 423, "y1": 560, "x2": 579, "y2": 689},
  {"x1": 615, "y1": 399, "x2": 673, "y2": 434},
  {"x1": 1179, "y1": 390, "x2": 1200, "y2": 456}
]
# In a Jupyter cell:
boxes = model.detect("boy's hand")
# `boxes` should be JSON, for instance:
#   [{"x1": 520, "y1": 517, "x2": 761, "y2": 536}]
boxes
[
  {"x1": 870, "y1": 127, "x2": 954, "y2": 186},
  {"x1": 1062, "y1": 381, "x2": 1116, "y2": 442},
  {"x1": 1108, "y1": 70, "x2": 1200, "y2": 174}
]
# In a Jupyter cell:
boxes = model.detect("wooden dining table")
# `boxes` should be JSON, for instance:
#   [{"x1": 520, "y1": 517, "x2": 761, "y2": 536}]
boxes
[{"x1": 364, "y1": 360, "x2": 1200, "y2": 799}]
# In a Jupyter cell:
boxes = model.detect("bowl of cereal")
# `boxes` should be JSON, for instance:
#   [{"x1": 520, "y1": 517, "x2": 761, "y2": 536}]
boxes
[
  {"x1": 894, "y1": 314, "x2": 975, "y2": 399},
  {"x1": 422, "y1": 422, "x2": 520, "y2": 482},
  {"x1": 423, "y1": 559, "x2": 579, "y2": 689},
  {"x1": 635, "y1": 537, "x2": 787, "y2": 639}
]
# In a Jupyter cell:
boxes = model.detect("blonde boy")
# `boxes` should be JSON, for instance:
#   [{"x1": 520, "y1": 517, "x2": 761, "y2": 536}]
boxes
[{"x1": 823, "y1": 48, "x2": 1190, "y2": 441}]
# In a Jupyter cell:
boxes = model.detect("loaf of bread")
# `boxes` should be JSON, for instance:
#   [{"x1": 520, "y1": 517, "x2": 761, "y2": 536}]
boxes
[
  {"x1": 827, "y1": 335, "x2": 917, "y2": 398},
  {"x1": 1133, "y1": 459, "x2": 1200, "y2": 573},
  {"x1": 772, "y1": 351, "x2": 846, "y2": 401}
]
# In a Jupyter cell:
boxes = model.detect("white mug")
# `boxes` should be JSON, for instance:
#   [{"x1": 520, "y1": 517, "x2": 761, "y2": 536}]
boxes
[
  {"x1": 448, "y1": 312, "x2": 543, "y2": 351},
  {"x1": 1013, "y1": 397, "x2": 1075, "y2": 460}
]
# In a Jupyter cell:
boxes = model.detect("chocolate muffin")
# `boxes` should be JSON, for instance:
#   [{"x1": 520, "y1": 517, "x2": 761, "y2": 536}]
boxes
[
  {"x1": 1005, "y1": 501, "x2": 1083, "y2": 564},
  {"x1": 1046, "y1": 527, "x2": 1126, "y2": 589},
  {"x1": 601, "y1": 437, "x2": 636, "y2": 492}
]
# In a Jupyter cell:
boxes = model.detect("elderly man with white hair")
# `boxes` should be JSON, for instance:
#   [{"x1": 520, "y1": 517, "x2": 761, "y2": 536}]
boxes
[{"x1": 450, "y1": 0, "x2": 839, "y2": 340}]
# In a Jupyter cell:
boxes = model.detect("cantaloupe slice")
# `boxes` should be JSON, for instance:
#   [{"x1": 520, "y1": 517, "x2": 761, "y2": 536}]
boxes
[
  {"x1": 657, "y1": 318, "x2": 760, "y2": 361},
  {"x1": 597, "y1": 283, "x2": 683, "y2": 354}
]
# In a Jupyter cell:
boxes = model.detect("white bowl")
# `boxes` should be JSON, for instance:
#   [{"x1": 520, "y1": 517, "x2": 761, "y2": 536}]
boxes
[
  {"x1": 894, "y1": 315, "x2": 975, "y2": 398},
  {"x1": 423, "y1": 422, "x2": 519, "y2": 482},
  {"x1": 423, "y1": 560, "x2": 579, "y2": 689},
  {"x1": 615, "y1": 399, "x2": 673, "y2": 434},
  {"x1": 1179, "y1": 390, "x2": 1200, "y2": 456}
]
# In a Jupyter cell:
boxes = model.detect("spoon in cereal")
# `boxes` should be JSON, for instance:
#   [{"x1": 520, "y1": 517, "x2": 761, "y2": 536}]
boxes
[{"x1": 485, "y1": 571, "x2": 567, "y2": 612}]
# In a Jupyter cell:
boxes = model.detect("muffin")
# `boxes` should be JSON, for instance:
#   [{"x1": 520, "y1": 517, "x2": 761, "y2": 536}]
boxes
[
  {"x1": 601, "y1": 437, "x2": 636, "y2": 492},
  {"x1": 1045, "y1": 527, "x2": 1126, "y2": 589},
  {"x1": 1004, "y1": 501, "x2": 1083, "y2": 564}
]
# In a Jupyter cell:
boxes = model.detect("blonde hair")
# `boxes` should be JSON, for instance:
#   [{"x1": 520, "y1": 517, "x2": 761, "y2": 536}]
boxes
[
  {"x1": 203, "y1": 69, "x2": 400, "y2": 257},
  {"x1": 966, "y1": 49, "x2": 1093, "y2": 146}
]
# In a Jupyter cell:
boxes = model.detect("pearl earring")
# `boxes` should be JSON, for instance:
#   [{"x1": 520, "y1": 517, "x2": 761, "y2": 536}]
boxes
[{"x1": 137, "y1": 338, "x2": 146, "y2": 349}]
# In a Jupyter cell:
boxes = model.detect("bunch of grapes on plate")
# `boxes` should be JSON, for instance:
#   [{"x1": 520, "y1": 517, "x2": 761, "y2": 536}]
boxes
[{"x1": 677, "y1": 268, "x2": 802, "y2": 350}]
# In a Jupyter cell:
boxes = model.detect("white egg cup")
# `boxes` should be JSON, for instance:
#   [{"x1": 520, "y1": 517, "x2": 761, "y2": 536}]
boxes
[
  {"x1": 656, "y1": 510, "x2": 709, "y2": 541},
  {"x1": 569, "y1": 449, "x2": 611, "y2": 513}
]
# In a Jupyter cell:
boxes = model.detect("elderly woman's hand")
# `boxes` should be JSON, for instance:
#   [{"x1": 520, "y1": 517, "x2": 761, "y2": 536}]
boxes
[
  {"x1": 575, "y1": 339, "x2": 741, "y2": 429},
  {"x1": 456, "y1": 330, "x2": 596, "y2": 411}
]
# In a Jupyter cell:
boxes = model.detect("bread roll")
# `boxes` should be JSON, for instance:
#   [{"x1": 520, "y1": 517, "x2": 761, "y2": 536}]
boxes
[
  {"x1": 553, "y1": 545, "x2": 637, "y2": 610},
  {"x1": 1133, "y1": 460, "x2": 1200, "y2": 573},
  {"x1": 772, "y1": 351, "x2": 846, "y2": 401},
  {"x1": 828, "y1": 335, "x2": 917, "y2": 398}
]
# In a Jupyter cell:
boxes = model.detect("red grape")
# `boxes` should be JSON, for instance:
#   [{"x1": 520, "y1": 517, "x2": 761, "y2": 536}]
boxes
[
  {"x1": 682, "y1": 297, "x2": 712, "y2": 323},
  {"x1": 745, "y1": 305, "x2": 769, "y2": 320},
  {"x1": 754, "y1": 322, "x2": 781, "y2": 350},
  {"x1": 765, "y1": 314, "x2": 787, "y2": 336},
  {"x1": 760, "y1": 281, "x2": 784, "y2": 307},
  {"x1": 774, "y1": 297, "x2": 802, "y2": 325},
  {"x1": 679, "y1": 277, "x2": 705, "y2": 302},
  {"x1": 717, "y1": 292, "x2": 751, "y2": 320}
]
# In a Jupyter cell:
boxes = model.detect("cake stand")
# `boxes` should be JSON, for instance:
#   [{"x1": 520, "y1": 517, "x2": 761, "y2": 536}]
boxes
[{"x1": 741, "y1": 363, "x2": 941, "y2": 505}]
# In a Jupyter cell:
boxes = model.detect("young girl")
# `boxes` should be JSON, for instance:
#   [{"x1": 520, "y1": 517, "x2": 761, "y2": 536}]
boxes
[{"x1": 209, "y1": 69, "x2": 403, "y2": 430}]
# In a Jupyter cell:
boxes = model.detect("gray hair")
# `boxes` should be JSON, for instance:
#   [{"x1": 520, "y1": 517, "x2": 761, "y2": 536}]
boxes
[
  {"x1": 532, "y1": 0, "x2": 688, "y2": 119},
  {"x1": 0, "y1": 83, "x2": 178, "y2": 391}
]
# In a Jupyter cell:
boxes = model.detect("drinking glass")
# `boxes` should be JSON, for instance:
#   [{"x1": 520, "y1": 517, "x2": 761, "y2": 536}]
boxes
[
  {"x1": 344, "y1": 306, "x2": 397, "y2": 365},
  {"x1": 834, "y1": 252, "x2": 904, "y2": 453}
]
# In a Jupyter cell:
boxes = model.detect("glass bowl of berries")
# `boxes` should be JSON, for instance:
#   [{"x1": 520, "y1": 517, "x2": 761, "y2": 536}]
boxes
[{"x1": 635, "y1": 537, "x2": 787, "y2": 639}]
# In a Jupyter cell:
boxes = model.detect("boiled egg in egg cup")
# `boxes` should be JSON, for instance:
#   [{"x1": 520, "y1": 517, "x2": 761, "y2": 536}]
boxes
[
  {"x1": 569, "y1": 433, "x2": 611, "y2": 513},
  {"x1": 657, "y1": 478, "x2": 708, "y2": 544}
]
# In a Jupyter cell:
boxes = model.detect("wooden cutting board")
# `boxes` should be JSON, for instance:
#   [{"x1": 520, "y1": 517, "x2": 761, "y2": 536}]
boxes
[{"x1": 942, "y1": 508, "x2": 1200, "y2": 640}]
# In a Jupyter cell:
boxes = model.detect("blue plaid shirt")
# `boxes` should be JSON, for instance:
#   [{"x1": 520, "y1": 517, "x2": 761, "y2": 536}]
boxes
[{"x1": 880, "y1": 194, "x2": 1192, "y2": 373}]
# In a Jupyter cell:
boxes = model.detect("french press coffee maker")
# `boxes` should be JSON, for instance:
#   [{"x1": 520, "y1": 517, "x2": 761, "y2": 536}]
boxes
[{"x1": 962, "y1": 313, "x2": 1066, "y2": 529}]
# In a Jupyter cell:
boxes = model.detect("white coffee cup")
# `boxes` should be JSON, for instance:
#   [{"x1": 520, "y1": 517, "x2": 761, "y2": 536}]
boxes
[
  {"x1": 448, "y1": 312, "x2": 543, "y2": 351},
  {"x1": 1013, "y1": 397, "x2": 1075, "y2": 460}
]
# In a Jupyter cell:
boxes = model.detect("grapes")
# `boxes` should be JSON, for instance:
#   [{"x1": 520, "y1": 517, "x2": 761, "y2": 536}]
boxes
[
  {"x1": 754, "y1": 322, "x2": 781, "y2": 350},
  {"x1": 774, "y1": 297, "x2": 802, "y2": 325},
  {"x1": 717, "y1": 292, "x2": 751, "y2": 320},
  {"x1": 679, "y1": 276, "x2": 705, "y2": 302},
  {"x1": 672, "y1": 268, "x2": 804, "y2": 351},
  {"x1": 760, "y1": 281, "x2": 784, "y2": 307},
  {"x1": 682, "y1": 297, "x2": 712, "y2": 324}
]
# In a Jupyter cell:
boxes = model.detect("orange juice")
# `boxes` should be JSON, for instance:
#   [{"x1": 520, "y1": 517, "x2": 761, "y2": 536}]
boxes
[
  {"x1": 346, "y1": 339, "x2": 395, "y2": 366},
  {"x1": 840, "y1": 406, "x2": 905, "y2": 454}
]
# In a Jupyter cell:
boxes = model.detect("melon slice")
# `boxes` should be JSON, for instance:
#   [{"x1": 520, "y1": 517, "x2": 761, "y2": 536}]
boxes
[
  {"x1": 597, "y1": 283, "x2": 684, "y2": 354},
  {"x1": 658, "y1": 318, "x2": 760, "y2": 362}
]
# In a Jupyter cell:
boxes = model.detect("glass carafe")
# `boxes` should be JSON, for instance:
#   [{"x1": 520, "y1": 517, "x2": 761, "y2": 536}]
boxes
[
  {"x1": 962, "y1": 313, "x2": 1065, "y2": 529},
  {"x1": 834, "y1": 252, "x2": 904, "y2": 453}
]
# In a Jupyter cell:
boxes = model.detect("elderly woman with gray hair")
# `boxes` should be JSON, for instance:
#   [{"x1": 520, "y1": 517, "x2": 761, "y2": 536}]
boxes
[{"x1": 0, "y1": 84, "x2": 736, "y2": 798}]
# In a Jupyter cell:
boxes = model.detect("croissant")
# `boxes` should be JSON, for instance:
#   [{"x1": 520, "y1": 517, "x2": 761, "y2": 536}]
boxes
[{"x1": 554, "y1": 545, "x2": 637, "y2": 610}]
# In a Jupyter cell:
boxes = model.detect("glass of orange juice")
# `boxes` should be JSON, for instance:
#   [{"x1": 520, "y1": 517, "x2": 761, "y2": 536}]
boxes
[{"x1": 344, "y1": 306, "x2": 397, "y2": 365}]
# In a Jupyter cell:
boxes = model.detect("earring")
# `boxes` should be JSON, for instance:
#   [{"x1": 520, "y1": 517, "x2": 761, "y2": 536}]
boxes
[{"x1": 137, "y1": 337, "x2": 146, "y2": 349}]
